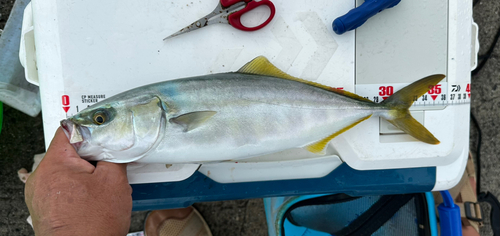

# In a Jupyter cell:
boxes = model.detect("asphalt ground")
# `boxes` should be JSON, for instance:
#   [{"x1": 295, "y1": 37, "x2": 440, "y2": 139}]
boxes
[{"x1": 1, "y1": 0, "x2": 500, "y2": 235}]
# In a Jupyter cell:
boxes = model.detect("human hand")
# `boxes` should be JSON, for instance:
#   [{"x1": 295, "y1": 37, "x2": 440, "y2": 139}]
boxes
[{"x1": 25, "y1": 128, "x2": 132, "y2": 236}]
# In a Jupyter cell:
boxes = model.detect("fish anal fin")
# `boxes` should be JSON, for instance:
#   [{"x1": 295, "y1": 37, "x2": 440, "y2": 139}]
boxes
[
  {"x1": 238, "y1": 56, "x2": 372, "y2": 103},
  {"x1": 305, "y1": 115, "x2": 372, "y2": 154},
  {"x1": 170, "y1": 111, "x2": 217, "y2": 132}
]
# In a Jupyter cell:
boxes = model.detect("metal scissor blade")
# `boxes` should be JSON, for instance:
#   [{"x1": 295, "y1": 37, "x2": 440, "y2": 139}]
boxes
[
  {"x1": 163, "y1": 27, "x2": 190, "y2": 40},
  {"x1": 164, "y1": 1, "x2": 246, "y2": 41},
  {"x1": 164, "y1": 18, "x2": 209, "y2": 40}
]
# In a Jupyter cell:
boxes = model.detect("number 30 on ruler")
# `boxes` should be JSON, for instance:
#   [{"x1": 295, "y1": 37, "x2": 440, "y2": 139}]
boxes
[{"x1": 378, "y1": 84, "x2": 444, "y2": 102}]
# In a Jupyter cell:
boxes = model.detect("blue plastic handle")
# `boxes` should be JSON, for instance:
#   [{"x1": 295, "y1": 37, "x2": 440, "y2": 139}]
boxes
[
  {"x1": 332, "y1": 0, "x2": 402, "y2": 35},
  {"x1": 438, "y1": 191, "x2": 463, "y2": 236}
]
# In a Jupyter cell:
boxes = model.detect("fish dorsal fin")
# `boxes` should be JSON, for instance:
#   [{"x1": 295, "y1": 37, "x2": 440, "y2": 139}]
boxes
[
  {"x1": 305, "y1": 115, "x2": 372, "y2": 154},
  {"x1": 238, "y1": 56, "x2": 303, "y2": 82},
  {"x1": 170, "y1": 111, "x2": 217, "y2": 132},
  {"x1": 238, "y1": 56, "x2": 372, "y2": 102}
]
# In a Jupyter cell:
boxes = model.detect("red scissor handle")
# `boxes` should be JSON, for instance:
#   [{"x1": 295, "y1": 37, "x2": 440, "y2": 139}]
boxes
[
  {"x1": 227, "y1": 0, "x2": 276, "y2": 31},
  {"x1": 220, "y1": 0, "x2": 252, "y2": 8}
]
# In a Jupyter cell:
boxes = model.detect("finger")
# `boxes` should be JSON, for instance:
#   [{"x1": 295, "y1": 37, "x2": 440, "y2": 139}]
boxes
[
  {"x1": 95, "y1": 162, "x2": 130, "y2": 190},
  {"x1": 96, "y1": 161, "x2": 128, "y2": 177}
]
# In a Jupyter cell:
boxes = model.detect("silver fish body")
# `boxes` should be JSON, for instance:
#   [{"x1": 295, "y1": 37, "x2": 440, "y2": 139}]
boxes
[
  {"x1": 61, "y1": 57, "x2": 442, "y2": 163},
  {"x1": 141, "y1": 73, "x2": 385, "y2": 163}
]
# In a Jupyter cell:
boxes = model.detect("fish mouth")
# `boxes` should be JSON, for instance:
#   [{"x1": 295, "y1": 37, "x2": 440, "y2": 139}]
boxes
[{"x1": 60, "y1": 119, "x2": 88, "y2": 151}]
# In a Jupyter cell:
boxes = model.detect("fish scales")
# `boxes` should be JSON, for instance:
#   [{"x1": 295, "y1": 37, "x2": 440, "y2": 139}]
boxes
[
  {"x1": 60, "y1": 56, "x2": 443, "y2": 163},
  {"x1": 144, "y1": 73, "x2": 382, "y2": 163}
]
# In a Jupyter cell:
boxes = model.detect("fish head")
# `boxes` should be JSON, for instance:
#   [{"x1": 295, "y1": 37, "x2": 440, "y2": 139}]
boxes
[{"x1": 60, "y1": 95, "x2": 166, "y2": 162}]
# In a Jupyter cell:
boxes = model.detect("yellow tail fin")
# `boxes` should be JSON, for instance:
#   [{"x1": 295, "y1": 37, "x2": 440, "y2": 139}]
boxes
[{"x1": 381, "y1": 74, "x2": 445, "y2": 145}]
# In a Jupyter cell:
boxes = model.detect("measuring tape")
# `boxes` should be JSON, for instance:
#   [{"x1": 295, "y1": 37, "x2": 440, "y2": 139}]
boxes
[
  {"x1": 355, "y1": 82, "x2": 471, "y2": 110},
  {"x1": 60, "y1": 82, "x2": 471, "y2": 117}
]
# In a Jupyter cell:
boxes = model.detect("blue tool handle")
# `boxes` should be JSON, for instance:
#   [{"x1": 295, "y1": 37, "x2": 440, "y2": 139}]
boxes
[
  {"x1": 438, "y1": 191, "x2": 462, "y2": 236},
  {"x1": 332, "y1": 0, "x2": 401, "y2": 35}
]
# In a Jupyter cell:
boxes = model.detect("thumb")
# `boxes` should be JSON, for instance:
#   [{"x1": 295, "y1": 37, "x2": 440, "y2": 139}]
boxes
[
  {"x1": 40, "y1": 127, "x2": 95, "y2": 174},
  {"x1": 44, "y1": 127, "x2": 82, "y2": 162}
]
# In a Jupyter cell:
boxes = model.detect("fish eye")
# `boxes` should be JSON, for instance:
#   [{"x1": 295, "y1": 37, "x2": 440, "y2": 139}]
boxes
[{"x1": 93, "y1": 111, "x2": 107, "y2": 125}]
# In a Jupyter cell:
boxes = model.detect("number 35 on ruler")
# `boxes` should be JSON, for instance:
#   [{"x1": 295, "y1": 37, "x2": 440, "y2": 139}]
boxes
[{"x1": 378, "y1": 85, "x2": 444, "y2": 102}]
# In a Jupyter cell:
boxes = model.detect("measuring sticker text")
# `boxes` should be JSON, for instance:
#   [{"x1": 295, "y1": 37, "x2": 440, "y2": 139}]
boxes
[{"x1": 81, "y1": 94, "x2": 106, "y2": 103}]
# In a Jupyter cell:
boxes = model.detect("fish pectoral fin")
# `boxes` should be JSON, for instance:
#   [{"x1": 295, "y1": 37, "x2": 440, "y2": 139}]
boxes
[
  {"x1": 170, "y1": 111, "x2": 217, "y2": 132},
  {"x1": 305, "y1": 115, "x2": 372, "y2": 154}
]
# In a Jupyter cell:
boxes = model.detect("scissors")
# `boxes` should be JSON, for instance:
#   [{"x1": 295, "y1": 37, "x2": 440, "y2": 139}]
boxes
[{"x1": 164, "y1": 0, "x2": 276, "y2": 40}]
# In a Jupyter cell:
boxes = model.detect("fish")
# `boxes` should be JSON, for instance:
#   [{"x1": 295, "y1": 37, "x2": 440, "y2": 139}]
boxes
[{"x1": 60, "y1": 56, "x2": 443, "y2": 164}]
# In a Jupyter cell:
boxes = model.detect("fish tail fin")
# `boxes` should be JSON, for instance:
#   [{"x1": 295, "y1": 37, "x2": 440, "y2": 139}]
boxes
[{"x1": 380, "y1": 74, "x2": 445, "y2": 145}]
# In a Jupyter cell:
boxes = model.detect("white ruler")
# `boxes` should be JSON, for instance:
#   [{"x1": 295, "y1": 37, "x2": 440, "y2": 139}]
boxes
[
  {"x1": 355, "y1": 82, "x2": 471, "y2": 110},
  {"x1": 58, "y1": 82, "x2": 471, "y2": 117}
]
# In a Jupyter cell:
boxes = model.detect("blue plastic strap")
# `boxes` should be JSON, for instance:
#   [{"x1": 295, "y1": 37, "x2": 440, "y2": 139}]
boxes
[{"x1": 425, "y1": 192, "x2": 438, "y2": 236}]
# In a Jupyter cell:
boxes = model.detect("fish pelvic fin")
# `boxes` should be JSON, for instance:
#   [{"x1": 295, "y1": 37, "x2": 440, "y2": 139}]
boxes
[
  {"x1": 238, "y1": 56, "x2": 372, "y2": 102},
  {"x1": 381, "y1": 74, "x2": 445, "y2": 145},
  {"x1": 305, "y1": 115, "x2": 372, "y2": 154}
]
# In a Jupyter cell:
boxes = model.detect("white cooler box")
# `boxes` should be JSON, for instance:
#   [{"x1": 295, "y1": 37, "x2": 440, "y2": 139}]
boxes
[{"x1": 20, "y1": 0, "x2": 476, "y2": 190}]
